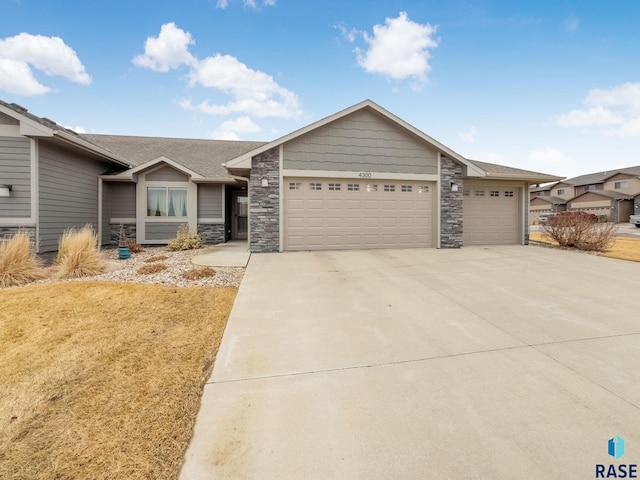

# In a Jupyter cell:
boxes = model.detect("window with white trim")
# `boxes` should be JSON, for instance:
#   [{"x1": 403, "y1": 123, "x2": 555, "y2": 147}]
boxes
[
  {"x1": 401, "y1": 185, "x2": 413, "y2": 192},
  {"x1": 289, "y1": 182, "x2": 302, "y2": 190},
  {"x1": 310, "y1": 183, "x2": 322, "y2": 191},
  {"x1": 347, "y1": 183, "x2": 360, "y2": 191},
  {"x1": 367, "y1": 184, "x2": 378, "y2": 192},
  {"x1": 557, "y1": 188, "x2": 565, "y2": 195},
  {"x1": 328, "y1": 183, "x2": 341, "y2": 191},
  {"x1": 147, "y1": 187, "x2": 187, "y2": 217},
  {"x1": 419, "y1": 185, "x2": 430, "y2": 194},
  {"x1": 384, "y1": 184, "x2": 395, "y2": 192}
]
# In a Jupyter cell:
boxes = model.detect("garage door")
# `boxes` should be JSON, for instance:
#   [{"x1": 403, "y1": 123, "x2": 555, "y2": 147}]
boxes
[
  {"x1": 284, "y1": 178, "x2": 434, "y2": 251},
  {"x1": 463, "y1": 182, "x2": 520, "y2": 245}
]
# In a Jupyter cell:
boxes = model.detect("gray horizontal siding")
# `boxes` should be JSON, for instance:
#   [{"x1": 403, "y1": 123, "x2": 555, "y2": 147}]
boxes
[
  {"x1": 283, "y1": 109, "x2": 438, "y2": 175},
  {"x1": 39, "y1": 140, "x2": 115, "y2": 252},
  {"x1": 146, "y1": 165, "x2": 188, "y2": 182},
  {"x1": 145, "y1": 222, "x2": 181, "y2": 240},
  {"x1": 0, "y1": 112, "x2": 19, "y2": 125},
  {"x1": 108, "y1": 182, "x2": 136, "y2": 218},
  {"x1": 0, "y1": 137, "x2": 31, "y2": 218},
  {"x1": 101, "y1": 182, "x2": 112, "y2": 245},
  {"x1": 197, "y1": 184, "x2": 223, "y2": 218}
]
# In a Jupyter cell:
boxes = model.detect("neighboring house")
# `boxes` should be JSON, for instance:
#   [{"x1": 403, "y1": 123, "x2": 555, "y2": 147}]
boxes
[
  {"x1": 529, "y1": 166, "x2": 640, "y2": 223},
  {"x1": 1, "y1": 99, "x2": 561, "y2": 253}
]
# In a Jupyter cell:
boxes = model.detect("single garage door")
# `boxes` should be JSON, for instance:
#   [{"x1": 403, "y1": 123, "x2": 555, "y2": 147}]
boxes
[
  {"x1": 463, "y1": 182, "x2": 520, "y2": 245},
  {"x1": 284, "y1": 177, "x2": 434, "y2": 251}
]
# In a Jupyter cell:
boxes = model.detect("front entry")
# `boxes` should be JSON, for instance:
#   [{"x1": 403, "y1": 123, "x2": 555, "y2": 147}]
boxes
[{"x1": 232, "y1": 191, "x2": 248, "y2": 239}]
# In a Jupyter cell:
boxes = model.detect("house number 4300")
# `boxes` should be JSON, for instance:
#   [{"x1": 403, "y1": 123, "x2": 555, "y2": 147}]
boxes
[{"x1": 358, "y1": 172, "x2": 372, "y2": 177}]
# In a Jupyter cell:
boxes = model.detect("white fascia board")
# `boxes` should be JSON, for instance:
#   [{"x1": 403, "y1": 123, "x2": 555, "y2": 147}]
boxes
[
  {"x1": 474, "y1": 173, "x2": 565, "y2": 183},
  {"x1": 191, "y1": 178, "x2": 241, "y2": 184},
  {"x1": 126, "y1": 156, "x2": 204, "y2": 179},
  {"x1": 282, "y1": 169, "x2": 439, "y2": 181},
  {"x1": 0, "y1": 104, "x2": 54, "y2": 137},
  {"x1": 100, "y1": 174, "x2": 134, "y2": 181}
]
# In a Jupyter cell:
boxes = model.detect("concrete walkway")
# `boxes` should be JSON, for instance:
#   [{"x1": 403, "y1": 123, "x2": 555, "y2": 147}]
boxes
[
  {"x1": 181, "y1": 246, "x2": 640, "y2": 479},
  {"x1": 191, "y1": 240, "x2": 250, "y2": 267}
]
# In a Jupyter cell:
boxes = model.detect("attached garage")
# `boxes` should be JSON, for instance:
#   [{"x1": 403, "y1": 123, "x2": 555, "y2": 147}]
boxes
[
  {"x1": 463, "y1": 181, "x2": 521, "y2": 245},
  {"x1": 283, "y1": 177, "x2": 434, "y2": 251}
]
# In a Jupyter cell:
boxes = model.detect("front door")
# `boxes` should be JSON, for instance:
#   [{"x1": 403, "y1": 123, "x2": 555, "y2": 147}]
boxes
[{"x1": 232, "y1": 192, "x2": 248, "y2": 239}]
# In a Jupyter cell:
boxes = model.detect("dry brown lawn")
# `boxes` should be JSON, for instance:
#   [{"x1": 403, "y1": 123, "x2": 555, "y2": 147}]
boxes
[
  {"x1": 0, "y1": 281, "x2": 237, "y2": 480},
  {"x1": 530, "y1": 231, "x2": 640, "y2": 262}
]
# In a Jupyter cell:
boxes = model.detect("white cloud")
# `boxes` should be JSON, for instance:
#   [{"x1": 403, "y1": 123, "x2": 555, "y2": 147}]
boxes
[
  {"x1": 334, "y1": 23, "x2": 359, "y2": 43},
  {"x1": 132, "y1": 23, "x2": 196, "y2": 72},
  {"x1": 472, "y1": 151, "x2": 504, "y2": 164},
  {"x1": 555, "y1": 82, "x2": 640, "y2": 137},
  {"x1": 355, "y1": 11, "x2": 438, "y2": 89},
  {"x1": 0, "y1": 32, "x2": 91, "y2": 96},
  {"x1": 63, "y1": 125, "x2": 87, "y2": 133},
  {"x1": 216, "y1": 0, "x2": 276, "y2": 9},
  {"x1": 211, "y1": 116, "x2": 261, "y2": 140},
  {"x1": 529, "y1": 147, "x2": 573, "y2": 164},
  {"x1": 458, "y1": 126, "x2": 477, "y2": 143},
  {"x1": 564, "y1": 16, "x2": 579, "y2": 33}
]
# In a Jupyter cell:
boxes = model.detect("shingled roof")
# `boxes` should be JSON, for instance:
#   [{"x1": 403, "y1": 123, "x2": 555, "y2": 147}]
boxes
[
  {"x1": 564, "y1": 165, "x2": 640, "y2": 186},
  {"x1": 81, "y1": 134, "x2": 266, "y2": 179},
  {"x1": 467, "y1": 159, "x2": 562, "y2": 182}
]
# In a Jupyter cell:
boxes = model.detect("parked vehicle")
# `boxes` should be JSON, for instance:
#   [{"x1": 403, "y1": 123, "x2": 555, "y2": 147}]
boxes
[
  {"x1": 630, "y1": 214, "x2": 640, "y2": 228},
  {"x1": 538, "y1": 213, "x2": 555, "y2": 224}
]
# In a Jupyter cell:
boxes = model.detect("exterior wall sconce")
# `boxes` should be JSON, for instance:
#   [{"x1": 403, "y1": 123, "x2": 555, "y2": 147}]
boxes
[
  {"x1": 450, "y1": 182, "x2": 459, "y2": 192},
  {"x1": 261, "y1": 177, "x2": 269, "y2": 187},
  {"x1": 0, "y1": 185, "x2": 12, "y2": 197}
]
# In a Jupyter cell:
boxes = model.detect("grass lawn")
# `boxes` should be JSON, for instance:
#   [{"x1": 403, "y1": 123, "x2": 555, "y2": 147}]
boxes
[
  {"x1": 0, "y1": 281, "x2": 237, "y2": 479},
  {"x1": 530, "y1": 231, "x2": 640, "y2": 262}
]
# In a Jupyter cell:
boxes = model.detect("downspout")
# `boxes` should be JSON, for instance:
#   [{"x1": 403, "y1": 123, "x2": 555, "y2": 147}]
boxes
[{"x1": 97, "y1": 177, "x2": 103, "y2": 250}]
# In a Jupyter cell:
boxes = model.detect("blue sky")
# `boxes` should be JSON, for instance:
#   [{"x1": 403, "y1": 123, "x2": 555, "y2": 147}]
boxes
[{"x1": 1, "y1": 0, "x2": 640, "y2": 179}]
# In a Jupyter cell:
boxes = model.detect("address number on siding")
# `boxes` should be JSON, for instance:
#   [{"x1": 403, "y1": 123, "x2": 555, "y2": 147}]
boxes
[{"x1": 358, "y1": 172, "x2": 372, "y2": 177}]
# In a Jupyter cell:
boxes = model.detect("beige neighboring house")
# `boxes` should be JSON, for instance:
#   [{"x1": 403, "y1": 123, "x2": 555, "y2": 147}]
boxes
[{"x1": 530, "y1": 166, "x2": 640, "y2": 223}]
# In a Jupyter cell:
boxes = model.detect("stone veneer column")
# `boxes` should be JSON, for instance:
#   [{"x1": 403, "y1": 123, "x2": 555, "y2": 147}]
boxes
[
  {"x1": 440, "y1": 156, "x2": 463, "y2": 248},
  {"x1": 249, "y1": 147, "x2": 280, "y2": 252}
]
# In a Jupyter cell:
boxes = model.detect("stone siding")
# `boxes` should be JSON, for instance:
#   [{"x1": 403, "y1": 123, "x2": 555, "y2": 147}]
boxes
[
  {"x1": 440, "y1": 156, "x2": 463, "y2": 248},
  {"x1": 198, "y1": 223, "x2": 225, "y2": 244},
  {"x1": 249, "y1": 147, "x2": 280, "y2": 252}
]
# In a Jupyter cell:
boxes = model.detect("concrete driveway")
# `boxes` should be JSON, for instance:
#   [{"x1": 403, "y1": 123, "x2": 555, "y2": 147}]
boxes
[{"x1": 181, "y1": 246, "x2": 640, "y2": 479}]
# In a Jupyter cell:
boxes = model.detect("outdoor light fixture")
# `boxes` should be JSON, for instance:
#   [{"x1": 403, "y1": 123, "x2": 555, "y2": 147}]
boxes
[
  {"x1": 0, "y1": 185, "x2": 12, "y2": 197},
  {"x1": 450, "y1": 182, "x2": 459, "y2": 192},
  {"x1": 261, "y1": 177, "x2": 269, "y2": 187}
]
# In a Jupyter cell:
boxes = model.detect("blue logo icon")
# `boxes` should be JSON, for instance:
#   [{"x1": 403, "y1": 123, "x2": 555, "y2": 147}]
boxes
[{"x1": 608, "y1": 436, "x2": 625, "y2": 459}]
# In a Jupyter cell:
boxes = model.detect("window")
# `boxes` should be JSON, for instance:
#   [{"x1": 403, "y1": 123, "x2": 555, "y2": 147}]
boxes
[
  {"x1": 475, "y1": 190, "x2": 485, "y2": 197},
  {"x1": 367, "y1": 184, "x2": 378, "y2": 192},
  {"x1": 504, "y1": 191, "x2": 514, "y2": 197},
  {"x1": 328, "y1": 183, "x2": 341, "y2": 191},
  {"x1": 289, "y1": 182, "x2": 302, "y2": 190},
  {"x1": 557, "y1": 188, "x2": 565, "y2": 195},
  {"x1": 384, "y1": 184, "x2": 396, "y2": 192},
  {"x1": 615, "y1": 181, "x2": 629, "y2": 189},
  {"x1": 347, "y1": 183, "x2": 360, "y2": 191},
  {"x1": 585, "y1": 185, "x2": 596, "y2": 191},
  {"x1": 147, "y1": 187, "x2": 187, "y2": 217},
  {"x1": 310, "y1": 183, "x2": 322, "y2": 191},
  {"x1": 490, "y1": 190, "x2": 500, "y2": 197},
  {"x1": 401, "y1": 185, "x2": 413, "y2": 192},
  {"x1": 419, "y1": 185, "x2": 430, "y2": 194}
]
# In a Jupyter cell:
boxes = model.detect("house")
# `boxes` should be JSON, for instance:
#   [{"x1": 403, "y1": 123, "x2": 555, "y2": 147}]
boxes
[
  {"x1": 529, "y1": 166, "x2": 640, "y2": 223},
  {"x1": 1, "y1": 99, "x2": 561, "y2": 253}
]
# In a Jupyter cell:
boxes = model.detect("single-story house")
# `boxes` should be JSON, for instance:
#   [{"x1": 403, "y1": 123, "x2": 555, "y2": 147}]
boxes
[{"x1": 1, "y1": 99, "x2": 561, "y2": 253}]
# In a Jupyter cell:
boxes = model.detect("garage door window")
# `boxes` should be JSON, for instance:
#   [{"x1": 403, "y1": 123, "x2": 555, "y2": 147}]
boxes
[
  {"x1": 475, "y1": 190, "x2": 485, "y2": 197},
  {"x1": 419, "y1": 185, "x2": 430, "y2": 193},
  {"x1": 367, "y1": 184, "x2": 378, "y2": 192},
  {"x1": 328, "y1": 183, "x2": 341, "y2": 191},
  {"x1": 310, "y1": 183, "x2": 322, "y2": 190},
  {"x1": 384, "y1": 184, "x2": 396, "y2": 192},
  {"x1": 289, "y1": 182, "x2": 302, "y2": 190},
  {"x1": 505, "y1": 191, "x2": 514, "y2": 197},
  {"x1": 490, "y1": 190, "x2": 500, "y2": 197},
  {"x1": 401, "y1": 185, "x2": 413, "y2": 192},
  {"x1": 347, "y1": 183, "x2": 360, "y2": 191}
]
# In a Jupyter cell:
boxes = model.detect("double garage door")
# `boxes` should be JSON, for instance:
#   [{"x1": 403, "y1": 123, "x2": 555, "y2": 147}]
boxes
[
  {"x1": 463, "y1": 181, "x2": 520, "y2": 245},
  {"x1": 284, "y1": 177, "x2": 435, "y2": 251}
]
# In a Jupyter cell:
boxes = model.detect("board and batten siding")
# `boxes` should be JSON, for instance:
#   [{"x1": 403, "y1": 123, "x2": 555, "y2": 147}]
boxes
[
  {"x1": 0, "y1": 137, "x2": 31, "y2": 218},
  {"x1": 197, "y1": 184, "x2": 223, "y2": 218},
  {"x1": 283, "y1": 109, "x2": 438, "y2": 175},
  {"x1": 38, "y1": 140, "x2": 113, "y2": 252}
]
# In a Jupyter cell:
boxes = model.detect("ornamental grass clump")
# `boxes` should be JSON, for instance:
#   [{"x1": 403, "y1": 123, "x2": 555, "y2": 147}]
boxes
[
  {"x1": 54, "y1": 226, "x2": 106, "y2": 279},
  {"x1": 167, "y1": 224, "x2": 202, "y2": 251},
  {"x1": 0, "y1": 231, "x2": 45, "y2": 287}
]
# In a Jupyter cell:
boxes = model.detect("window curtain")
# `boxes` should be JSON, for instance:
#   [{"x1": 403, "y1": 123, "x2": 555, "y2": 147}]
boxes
[
  {"x1": 147, "y1": 188, "x2": 167, "y2": 216},
  {"x1": 168, "y1": 188, "x2": 187, "y2": 217}
]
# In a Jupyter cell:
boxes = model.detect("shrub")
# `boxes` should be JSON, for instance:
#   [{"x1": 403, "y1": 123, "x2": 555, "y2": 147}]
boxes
[
  {"x1": 182, "y1": 267, "x2": 216, "y2": 280},
  {"x1": 167, "y1": 224, "x2": 202, "y2": 251},
  {"x1": 55, "y1": 226, "x2": 106, "y2": 279},
  {"x1": 0, "y1": 231, "x2": 45, "y2": 287},
  {"x1": 127, "y1": 242, "x2": 144, "y2": 253},
  {"x1": 144, "y1": 255, "x2": 169, "y2": 263},
  {"x1": 542, "y1": 211, "x2": 615, "y2": 252},
  {"x1": 137, "y1": 263, "x2": 168, "y2": 275}
]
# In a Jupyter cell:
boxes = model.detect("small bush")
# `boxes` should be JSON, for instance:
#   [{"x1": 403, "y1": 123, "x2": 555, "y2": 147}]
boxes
[
  {"x1": 167, "y1": 224, "x2": 202, "y2": 251},
  {"x1": 0, "y1": 231, "x2": 45, "y2": 287},
  {"x1": 542, "y1": 211, "x2": 615, "y2": 252},
  {"x1": 55, "y1": 226, "x2": 106, "y2": 279},
  {"x1": 145, "y1": 255, "x2": 169, "y2": 263},
  {"x1": 182, "y1": 267, "x2": 216, "y2": 280},
  {"x1": 127, "y1": 242, "x2": 144, "y2": 253},
  {"x1": 137, "y1": 263, "x2": 168, "y2": 275}
]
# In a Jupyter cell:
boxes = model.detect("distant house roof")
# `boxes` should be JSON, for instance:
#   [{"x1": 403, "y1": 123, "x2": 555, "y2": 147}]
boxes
[
  {"x1": 564, "y1": 166, "x2": 640, "y2": 186},
  {"x1": 569, "y1": 190, "x2": 634, "y2": 202},
  {"x1": 531, "y1": 195, "x2": 567, "y2": 205},
  {"x1": 81, "y1": 134, "x2": 266, "y2": 179}
]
